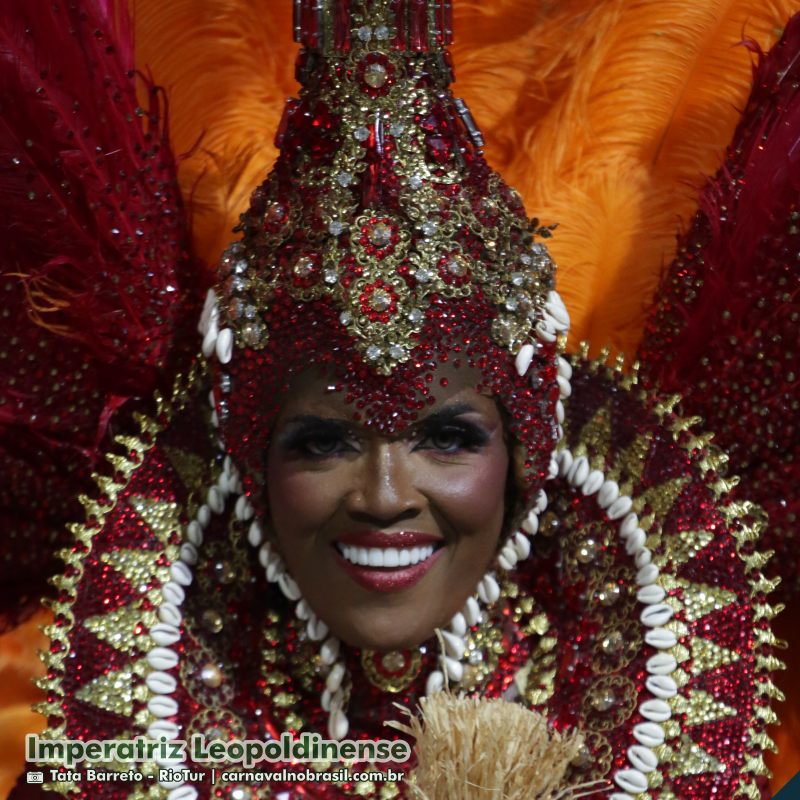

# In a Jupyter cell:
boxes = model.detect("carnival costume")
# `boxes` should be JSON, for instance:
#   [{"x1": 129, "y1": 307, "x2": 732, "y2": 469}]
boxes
[{"x1": 1, "y1": 1, "x2": 799, "y2": 799}]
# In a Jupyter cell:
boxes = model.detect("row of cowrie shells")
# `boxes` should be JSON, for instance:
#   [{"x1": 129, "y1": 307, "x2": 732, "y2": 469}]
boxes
[
  {"x1": 145, "y1": 454, "x2": 240, "y2": 799},
  {"x1": 198, "y1": 289, "x2": 234, "y2": 366},
  {"x1": 557, "y1": 447, "x2": 675, "y2": 799}
]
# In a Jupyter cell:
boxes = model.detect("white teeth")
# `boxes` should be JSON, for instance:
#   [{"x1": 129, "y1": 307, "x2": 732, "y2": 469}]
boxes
[{"x1": 338, "y1": 544, "x2": 436, "y2": 568}]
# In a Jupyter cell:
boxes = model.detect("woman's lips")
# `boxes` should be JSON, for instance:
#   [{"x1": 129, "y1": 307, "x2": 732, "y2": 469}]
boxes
[{"x1": 332, "y1": 531, "x2": 444, "y2": 593}]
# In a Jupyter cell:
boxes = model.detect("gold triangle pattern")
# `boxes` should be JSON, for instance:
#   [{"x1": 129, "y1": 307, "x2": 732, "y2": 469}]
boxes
[
  {"x1": 662, "y1": 576, "x2": 737, "y2": 623},
  {"x1": 75, "y1": 668, "x2": 134, "y2": 717},
  {"x1": 634, "y1": 474, "x2": 691, "y2": 521},
  {"x1": 671, "y1": 689, "x2": 738, "y2": 727},
  {"x1": 128, "y1": 495, "x2": 182, "y2": 544},
  {"x1": 101, "y1": 549, "x2": 162, "y2": 595},
  {"x1": 668, "y1": 733, "x2": 725, "y2": 776},
  {"x1": 610, "y1": 431, "x2": 653, "y2": 489},
  {"x1": 690, "y1": 636, "x2": 740, "y2": 675},
  {"x1": 654, "y1": 528, "x2": 715, "y2": 571},
  {"x1": 574, "y1": 400, "x2": 613, "y2": 463},
  {"x1": 162, "y1": 446, "x2": 208, "y2": 496},
  {"x1": 84, "y1": 604, "x2": 149, "y2": 655}
]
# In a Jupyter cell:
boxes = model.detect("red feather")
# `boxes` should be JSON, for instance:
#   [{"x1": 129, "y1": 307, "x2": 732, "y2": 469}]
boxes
[
  {"x1": 0, "y1": 0, "x2": 202, "y2": 627},
  {"x1": 639, "y1": 14, "x2": 800, "y2": 597}
]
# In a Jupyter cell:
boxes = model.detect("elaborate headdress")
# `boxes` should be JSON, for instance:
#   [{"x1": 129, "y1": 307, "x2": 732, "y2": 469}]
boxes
[{"x1": 199, "y1": 0, "x2": 570, "y2": 513}]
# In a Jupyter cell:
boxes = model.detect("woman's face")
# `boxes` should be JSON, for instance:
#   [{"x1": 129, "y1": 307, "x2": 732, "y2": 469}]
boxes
[{"x1": 265, "y1": 368, "x2": 510, "y2": 652}]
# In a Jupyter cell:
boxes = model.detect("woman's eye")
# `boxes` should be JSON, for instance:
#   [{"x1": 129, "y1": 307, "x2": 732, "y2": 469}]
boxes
[
  {"x1": 300, "y1": 435, "x2": 353, "y2": 457},
  {"x1": 418, "y1": 424, "x2": 488, "y2": 453}
]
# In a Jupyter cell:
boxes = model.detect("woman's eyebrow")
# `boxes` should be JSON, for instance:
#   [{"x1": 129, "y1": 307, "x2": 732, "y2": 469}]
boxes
[{"x1": 414, "y1": 403, "x2": 480, "y2": 427}]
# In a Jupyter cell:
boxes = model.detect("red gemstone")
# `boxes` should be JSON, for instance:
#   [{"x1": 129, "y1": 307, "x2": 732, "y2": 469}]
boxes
[
  {"x1": 334, "y1": 0, "x2": 351, "y2": 51},
  {"x1": 409, "y1": 0, "x2": 429, "y2": 51},
  {"x1": 391, "y1": 0, "x2": 406, "y2": 49}
]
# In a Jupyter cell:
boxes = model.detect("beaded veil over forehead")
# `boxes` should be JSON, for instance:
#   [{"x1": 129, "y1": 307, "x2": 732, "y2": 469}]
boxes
[{"x1": 204, "y1": 0, "x2": 568, "y2": 502}]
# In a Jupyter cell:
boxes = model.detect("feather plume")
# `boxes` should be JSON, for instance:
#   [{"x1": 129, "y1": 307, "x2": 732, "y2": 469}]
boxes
[
  {"x1": 0, "y1": 0, "x2": 199, "y2": 630},
  {"x1": 132, "y1": 0, "x2": 794, "y2": 361}
]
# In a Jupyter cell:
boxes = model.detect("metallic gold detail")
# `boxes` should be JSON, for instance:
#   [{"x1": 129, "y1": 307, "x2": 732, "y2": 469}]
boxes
[
  {"x1": 632, "y1": 475, "x2": 690, "y2": 522},
  {"x1": 84, "y1": 604, "x2": 153, "y2": 654},
  {"x1": 75, "y1": 668, "x2": 135, "y2": 716},
  {"x1": 689, "y1": 637, "x2": 740, "y2": 675},
  {"x1": 653, "y1": 528, "x2": 714, "y2": 570},
  {"x1": 128, "y1": 495, "x2": 182, "y2": 546},
  {"x1": 671, "y1": 689, "x2": 738, "y2": 726},
  {"x1": 101, "y1": 549, "x2": 165, "y2": 595},
  {"x1": 361, "y1": 649, "x2": 422, "y2": 693},
  {"x1": 669, "y1": 734, "x2": 725, "y2": 776},
  {"x1": 661, "y1": 575, "x2": 736, "y2": 622}
]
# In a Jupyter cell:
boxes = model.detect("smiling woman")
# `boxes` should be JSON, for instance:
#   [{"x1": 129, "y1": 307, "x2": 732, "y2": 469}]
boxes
[
  {"x1": 267, "y1": 369, "x2": 509, "y2": 651},
  {"x1": 1, "y1": 1, "x2": 798, "y2": 799}
]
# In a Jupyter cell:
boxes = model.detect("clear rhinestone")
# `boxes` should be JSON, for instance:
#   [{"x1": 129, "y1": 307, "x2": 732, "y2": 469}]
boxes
[
  {"x1": 415, "y1": 267, "x2": 434, "y2": 283},
  {"x1": 369, "y1": 290, "x2": 392, "y2": 312},
  {"x1": 329, "y1": 220, "x2": 345, "y2": 235},
  {"x1": 336, "y1": 171, "x2": 353, "y2": 187},
  {"x1": 369, "y1": 222, "x2": 393, "y2": 247},
  {"x1": 357, "y1": 25, "x2": 372, "y2": 41},
  {"x1": 339, "y1": 311, "x2": 352, "y2": 326},
  {"x1": 293, "y1": 257, "x2": 315, "y2": 278},
  {"x1": 323, "y1": 270, "x2": 338, "y2": 285},
  {"x1": 390, "y1": 122, "x2": 405, "y2": 136},
  {"x1": 468, "y1": 649, "x2": 484, "y2": 664},
  {"x1": 446, "y1": 256, "x2": 468, "y2": 277},
  {"x1": 233, "y1": 258, "x2": 248, "y2": 275},
  {"x1": 381, "y1": 651, "x2": 405, "y2": 671},
  {"x1": 354, "y1": 126, "x2": 370, "y2": 142},
  {"x1": 389, "y1": 344, "x2": 405, "y2": 360},
  {"x1": 219, "y1": 374, "x2": 232, "y2": 393},
  {"x1": 531, "y1": 243, "x2": 546, "y2": 256},
  {"x1": 421, "y1": 220, "x2": 438, "y2": 236},
  {"x1": 243, "y1": 304, "x2": 256, "y2": 320},
  {"x1": 408, "y1": 308, "x2": 424, "y2": 324},
  {"x1": 409, "y1": 175, "x2": 423, "y2": 190},
  {"x1": 519, "y1": 254, "x2": 533, "y2": 266},
  {"x1": 601, "y1": 631, "x2": 624, "y2": 654},
  {"x1": 366, "y1": 345, "x2": 382, "y2": 361},
  {"x1": 505, "y1": 297, "x2": 519, "y2": 311},
  {"x1": 241, "y1": 322, "x2": 266, "y2": 347},
  {"x1": 511, "y1": 272, "x2": 526, "y2": 287},
  {"x1": 375, "y1": 25, "x2": 390, "y2": 40},
  {"x1": 576, "y1": 539, "x2": 599, "y2": 564},
  {"x1": 364, "y1": 63, "x2": 388, "y2": 89},
  {"x1": 590, "y1": 688, "x2": 616, "y2": 712}
]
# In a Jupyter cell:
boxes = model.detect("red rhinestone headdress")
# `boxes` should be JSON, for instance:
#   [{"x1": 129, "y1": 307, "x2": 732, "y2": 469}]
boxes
[{"x1": 202, "y1": 0, "x2": 569, "y2": 508}]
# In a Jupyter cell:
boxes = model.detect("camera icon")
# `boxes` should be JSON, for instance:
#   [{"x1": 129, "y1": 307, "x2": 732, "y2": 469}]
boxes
[{"x1": 27, "y1": 772, "x2": 44, "y2": 784}]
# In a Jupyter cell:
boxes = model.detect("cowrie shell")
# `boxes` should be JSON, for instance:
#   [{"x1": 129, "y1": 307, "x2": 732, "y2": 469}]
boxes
[
  {"x1": 636, "y1": 563, "x2": 659, "y2": 586},
  {"x1": 515, "y1": 343, "x2": 535, "y2": 377},
  {"x1": 444, "y1": 657, "x2": 464, "y2": 682},
  {"x1": 635, "y1": 548, "x2": 652, "y2": 568},
  {"x1": 645, "y1": 627, "x2": 677, "y2": 649},
  {"x1": 148, "y1": 695, "x2": 179, "y2": 718},
  {"x1": 477, "y1": 575, "x2": 500, "y2": 604},
  {"x1": 450, "y1": 613, "x2": 467, "y2": 637},
  {"x1": 426, "y1": 670, "x2": 444, "y2": 695},
  {"x1": 278, "y1": 574, "x2": 302, "y2": 601},
  {"x1": 320, "y1": 637, "x2": 340, "y2": 666},
  {"x1": 162, "y1": 582, "x2": 185, "y2": 606},
  {"x1": 441, "y1": 630, "x2": 465, "y2": 659},
  {"x1": 608, "y1": 495, "x2": 633, "y2": 520},
  {"x1": 557, "y1": 449, "x2": 573, "y2": 477},
  {"x1": 646, "y1": 674, "x2": 678, "y2": 699},
  {"x1": 627, "y1": 745, "x2": 658, "y2": 772},
  {"x1": 513, "y1": 532, "x2": 531, "y2": 560},
  {"x1": 521, "y1": 511, "x2": 539, "y2": 535},
  {"x1": 168, "y1": 787, "x2": 199, "y2": 800},
  {"x1": 186, "y1": 521, "x2": 203, "y2": 546},
  {"x1": 196, "y1": 505, "x2": 211, "y2": 528},
  {"x1": 170, "y1": 561, "x2": 193, "y2": 587},
  {"x1": 598, "y1": 480, "x2": 620, "y2": 508},
  {"x1": 639, "y1": 699, "x2": 672, "y2": 722},
  {"x1": 620, "y1": 512, "x2": 639, "y2": 537},
  {"x1": 150, "y1": 623, "x2": 180, "y2": 647},
  {"x1": 557, "y1": 356, "x2": 572, "y2": 380},
  {"x1": 247, "y1": 520, "x2": 263, "y2": 547},
  {"x1": 463, "y1": 596, "x2": 481, "y2": 625},
  {"x1": 328, "y1": 709, "x2": 349, "y2": 740},
  {"x1": 647, "y1": 652, "x2": 677, "y2": 675},
  {"x1": 641, "y1": 603, "x2": 674, "y2": 627},
  {"x1": 308, "y1": 616, "x2": 329, "y2": 642},
  {"x1": 158, "y1": 603, "x2": 182, "y2": 628},
  {"x1": 613, "y1": 769, "x2": 648, "y2": 794},
  {"x1": 633, "y1": 722, "x2": 665, "y2": 747},
  {"x1": 582, "y1": 470, "x2": 604, "y2": 496},
  {"x1": 147, "y1": 647, "x2": 179, "y2": 671},
  {"x1": 326, "y1": 663, "x2": 346, "y2": 693},
  {"x1": 146, "y1": 671, "x2": 177, "y2": 695},
  {"x1": 567, "y1": 455, "x2": 589, "y2": 486},
  {"x1": 215, "y1": 328, "x2": 234, "y2": 364},
  {"x1": 637, "y1": 584, "x2": 665, "y2": 605},
  {"x1": 625, "y1": 529, "x2": 646, "y2": 555},
  {"x1": 179, "y1": 543, "x2": 198, "y2": 566}
]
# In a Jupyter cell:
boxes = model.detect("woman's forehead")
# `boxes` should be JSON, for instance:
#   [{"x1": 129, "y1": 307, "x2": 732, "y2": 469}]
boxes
[{"x1": 274, "y1": 363, "x2": 500, "y2": 429}]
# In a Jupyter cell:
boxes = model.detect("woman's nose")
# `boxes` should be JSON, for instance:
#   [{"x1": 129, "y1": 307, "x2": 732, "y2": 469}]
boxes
[{"x1": 345, "y1": 442, "x2": 421, "y2": 523}]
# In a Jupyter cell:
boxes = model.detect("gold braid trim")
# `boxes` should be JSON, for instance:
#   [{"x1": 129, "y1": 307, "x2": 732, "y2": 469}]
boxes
[{"x1": 34, "y1": 365, "x2": 202, "y2": 798}]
